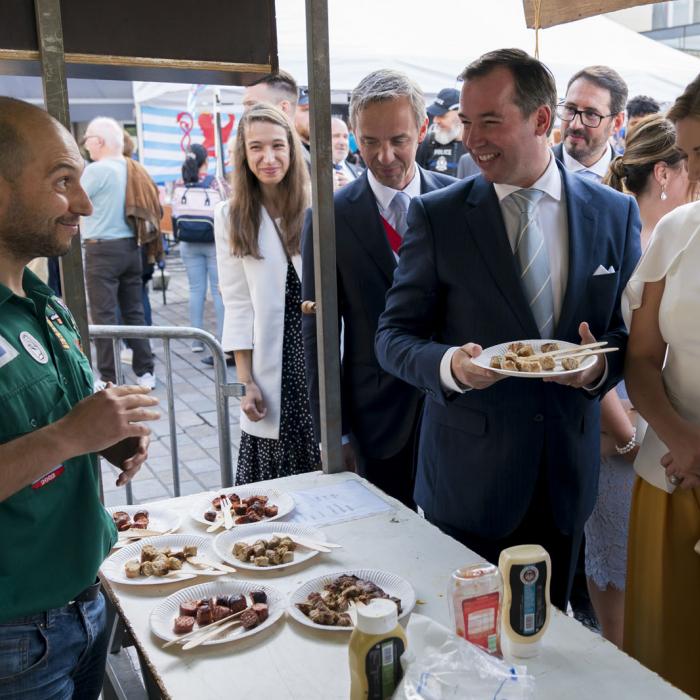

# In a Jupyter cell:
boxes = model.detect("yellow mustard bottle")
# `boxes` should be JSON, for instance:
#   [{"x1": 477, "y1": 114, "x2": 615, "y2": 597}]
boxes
[
  {"x1": 498, "y1": 544, "x2": 551, "y2": 658},
  {"x1": 349, "y1": 598, "x2": 407, "y2": 700}
]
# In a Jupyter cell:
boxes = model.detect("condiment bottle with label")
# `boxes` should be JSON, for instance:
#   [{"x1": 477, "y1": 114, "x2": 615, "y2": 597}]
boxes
[
  {"x1": 349, "y1": 598, "x2": 407, "y2": 699},
  {"x1": 498, "y1": 544, "x2": 551, "y2": 658},
  {"x1": 448, "y1": 563, "x2": 502, "y2": 654}
]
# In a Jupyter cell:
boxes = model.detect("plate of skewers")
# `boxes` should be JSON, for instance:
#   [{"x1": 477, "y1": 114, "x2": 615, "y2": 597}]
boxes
[{"x1": 471, "y1": 339, "x2": 616, "y2": 379}]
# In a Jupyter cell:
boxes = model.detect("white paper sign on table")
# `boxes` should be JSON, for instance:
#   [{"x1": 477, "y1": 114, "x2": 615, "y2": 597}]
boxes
[{"x1": 285, "y1": 479, "x2": 393, "y2": 527}]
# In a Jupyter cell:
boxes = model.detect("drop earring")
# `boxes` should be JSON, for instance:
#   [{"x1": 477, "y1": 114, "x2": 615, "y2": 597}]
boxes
[{"x1": 660, "y1": 185, "x2": 668, "y2": 201}]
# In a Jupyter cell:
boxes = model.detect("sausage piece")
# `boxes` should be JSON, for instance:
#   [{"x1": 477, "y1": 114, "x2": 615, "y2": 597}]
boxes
[{"x1": 173, "y1": 616, "x2": 196, "y2": 634}]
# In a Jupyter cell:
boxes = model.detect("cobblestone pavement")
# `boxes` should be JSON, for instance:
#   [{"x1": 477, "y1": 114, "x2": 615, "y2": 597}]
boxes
[{"x1": 100, "y1": 248, "x2": 242, "y2": 507}]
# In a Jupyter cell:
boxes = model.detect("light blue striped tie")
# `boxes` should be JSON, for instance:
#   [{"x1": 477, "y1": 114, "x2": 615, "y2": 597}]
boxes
[
  {"x1": 390, "y1": 191, "x2": 410, "y2": 238},
  {"x1": 511, "y1": 189, "x2": 555, "y2": 338}
]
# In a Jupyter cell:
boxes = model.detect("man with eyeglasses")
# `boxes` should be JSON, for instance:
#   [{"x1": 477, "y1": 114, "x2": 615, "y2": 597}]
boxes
[{"x1": 554, "y1": 66, "x2": 628, "y2": 183}]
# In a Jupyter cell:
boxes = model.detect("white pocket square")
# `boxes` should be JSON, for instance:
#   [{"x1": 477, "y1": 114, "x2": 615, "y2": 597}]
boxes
[{"x1": 593, "y1": 264, "x2": 616, "y2": 276}]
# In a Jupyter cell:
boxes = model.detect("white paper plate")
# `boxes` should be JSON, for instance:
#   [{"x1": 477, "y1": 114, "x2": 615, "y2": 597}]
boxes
[
  {"x1": 189, "y1": 487, "x2": 295, "y2": 527},
  {"x1": 471, "y1": 339, "x2": 597, "y2": 378},
  {"x1": 288, "y1": 569, "x2": 415, "y2": 632},
  {"x1": 150, "y1": 580, "x2": 285, "y2": 647},
  {"x1": 106, "y1": 504, "x2": 181, "y2": 538},
  {"x1": 213, "y1": 522, "x2": 327, "y2": 572},
  {"x1": 101, "y1": 534, "x2": 217, "y2": 586}
]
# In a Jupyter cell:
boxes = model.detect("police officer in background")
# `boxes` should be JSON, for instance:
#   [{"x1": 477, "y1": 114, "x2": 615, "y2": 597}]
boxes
[
  {"x1": 0, "y1": 97, "x2": 160, "y2": 699},
  {"x1": 416, "y1": 88, "x2": 466, "y2": 177}
]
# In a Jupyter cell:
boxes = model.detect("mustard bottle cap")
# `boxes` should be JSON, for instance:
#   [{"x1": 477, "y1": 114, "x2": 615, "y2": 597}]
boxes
[{"x1": 356, "y1": 598, "x2": 399, "y2": 636}]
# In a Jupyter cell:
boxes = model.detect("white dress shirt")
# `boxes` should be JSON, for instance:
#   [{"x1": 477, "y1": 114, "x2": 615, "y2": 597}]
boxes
[
  {"x1": 440, "y1": 154, "x2": 571, "y2": 392},
  {"x1": 367, "y1": 167, "x2": 421, "y2": 260},
  {"x1": 562, "y1": 143, "x2": 614, "y2": 183},
  {"x1": 337, "y1": 160, "x2": 358, "y2": 182}
]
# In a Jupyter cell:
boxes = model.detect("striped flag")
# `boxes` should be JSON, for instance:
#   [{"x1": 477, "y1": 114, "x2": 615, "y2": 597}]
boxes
[{"x1": 138, "y1": 104, "x2": 238, "y2": 184}]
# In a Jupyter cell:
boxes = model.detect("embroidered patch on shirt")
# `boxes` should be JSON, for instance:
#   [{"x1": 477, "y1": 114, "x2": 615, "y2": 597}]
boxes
[
  {"x1": 0, "y1": 334, "x2": 20, "y2": 368},
  {"x1": 31, "y1": 465, "x2": 65, "y2": 489},
  {"x1": 19, "y1": 331, "x2": 49, "y2": 364},
  {"x1": 46, "y1": 317, "x2": 71, "y2": 350}
]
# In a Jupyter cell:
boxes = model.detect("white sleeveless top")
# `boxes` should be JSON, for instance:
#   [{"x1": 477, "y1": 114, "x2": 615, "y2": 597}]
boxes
[{"x1": 622, "y1": 200, "x2": 700, "y2": 492}]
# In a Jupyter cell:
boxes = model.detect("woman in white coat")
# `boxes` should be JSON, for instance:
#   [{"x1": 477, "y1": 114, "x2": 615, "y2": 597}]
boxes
[{"x1": 215, "y1": 103, "x2": 320, "y2": 484}]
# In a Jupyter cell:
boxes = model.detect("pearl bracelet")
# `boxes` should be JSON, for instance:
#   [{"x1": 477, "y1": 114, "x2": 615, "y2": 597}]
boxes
[{"x1": 615, "y1": 428, "x2": 637, "y2": 455}]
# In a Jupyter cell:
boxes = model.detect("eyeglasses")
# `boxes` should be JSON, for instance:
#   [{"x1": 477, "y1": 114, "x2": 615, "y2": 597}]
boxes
[
  {"x1": 81, "y1": 134, "x2": 100, "y2": 145},
  {"x1": 556, "y1": 104, "x2": 616, "y2": 128}
]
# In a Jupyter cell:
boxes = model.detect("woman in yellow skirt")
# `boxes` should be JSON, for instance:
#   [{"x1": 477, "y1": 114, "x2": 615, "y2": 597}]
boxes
[{"x1": 623, "y1": 75, "x2": 700, "y2": 699}]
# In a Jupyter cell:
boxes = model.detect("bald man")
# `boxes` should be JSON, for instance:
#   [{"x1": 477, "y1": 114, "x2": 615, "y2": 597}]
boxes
[
  {"x1": 0, "y1": 97, "x2": 159, "y2": 699},
  {"x1": 331, "y1": 116, "x2": 361, "y2": 191}
]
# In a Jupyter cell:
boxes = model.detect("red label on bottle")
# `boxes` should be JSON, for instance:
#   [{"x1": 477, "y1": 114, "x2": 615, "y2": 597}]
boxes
[{"x1": 461, "y1": 592, "x2": 500, "y2": 653}]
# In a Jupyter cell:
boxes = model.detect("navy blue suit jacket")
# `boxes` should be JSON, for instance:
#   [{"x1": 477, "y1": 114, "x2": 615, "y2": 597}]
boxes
[
  {"x1": 301, "y1": 167, "x2": 454, "y2": 460},
  {"x1": 375, "y1": 162, "x2": 641, "y2": 537}
]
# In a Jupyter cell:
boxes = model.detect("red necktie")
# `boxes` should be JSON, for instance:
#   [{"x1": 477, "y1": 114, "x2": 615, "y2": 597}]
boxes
[{"x1": 380, "y1": 217, "x2": 403, "y2": 255}]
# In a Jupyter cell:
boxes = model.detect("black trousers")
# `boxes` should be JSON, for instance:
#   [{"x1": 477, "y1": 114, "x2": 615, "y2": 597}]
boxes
[
  {"x1": 425, "y1": 465, "x2": 583, "y2": 611},
  {"x1": 355, "y1": 414, "x2": 420, "y2": 511},
  {"x1": 85, "y1": 238, "x2": 154, "y2": 383}
]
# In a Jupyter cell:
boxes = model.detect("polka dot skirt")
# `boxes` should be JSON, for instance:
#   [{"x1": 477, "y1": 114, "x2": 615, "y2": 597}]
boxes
[{"x1": 236, "y1": 261, "x2": 321, "y2": 484}]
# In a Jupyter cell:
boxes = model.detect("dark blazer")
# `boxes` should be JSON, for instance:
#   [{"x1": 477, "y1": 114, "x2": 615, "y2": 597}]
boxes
[
  {"x1": 375, "y1": 162, "x2": 641, "y2": 538},
  {"x1": 301, "y1": 167, "x2": 454, "y2": 460}
]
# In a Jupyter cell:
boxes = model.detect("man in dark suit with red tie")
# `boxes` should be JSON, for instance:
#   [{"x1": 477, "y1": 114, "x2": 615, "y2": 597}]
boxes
[{"x1": 301, "y1": 69, "x2": 454, "y2": 507}]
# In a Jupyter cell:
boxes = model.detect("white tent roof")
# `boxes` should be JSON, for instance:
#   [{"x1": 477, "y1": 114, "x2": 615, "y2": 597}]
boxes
[
  {"x1": 273, "y1": 0, "x2": 698, "y2": 103},
  {"x1": 133, "y1": 0, "x2": 699, "y2": 108}
]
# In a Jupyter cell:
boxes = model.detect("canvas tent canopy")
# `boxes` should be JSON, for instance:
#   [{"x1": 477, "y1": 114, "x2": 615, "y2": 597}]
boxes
[
  {"x1": 133, "y1": 0, "x2": 700, "y2": 183},
  {"x1": 270, "y1": 0, "x2": 698, "y2": 102}
]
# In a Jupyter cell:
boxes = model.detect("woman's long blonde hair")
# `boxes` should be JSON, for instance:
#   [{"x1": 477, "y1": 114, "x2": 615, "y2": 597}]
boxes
[
  {"x1": 228, "y1": 103, "x2": 309, "y2": 259},
  {"x1": 604, "y1": 115, "x2": 684, "y2": 197}
]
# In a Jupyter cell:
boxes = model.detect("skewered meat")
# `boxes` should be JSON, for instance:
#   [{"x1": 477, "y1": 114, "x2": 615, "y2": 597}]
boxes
[
  {"x1": 562, "y1": 356, "x2": 581, "y2": 370},
  {"x1": 252, "y1": 603, "x2": 269, "y2": 623},
  {"x1": 124, "y1": 561, "x2": 141, "y2": 578},
  {"x1": 240, "y1": 609, "x2": 260, "y2": 630},
  {"x1": 250, "y1": 591, "x2": 267, "y2": 605},
  {"x1": 173, "y1": 616, "x2": 195, "y2": 634},
  {"x1": 179, "y1": 601, "x2": 198, "y2": 617},
  {"x1": 196, "y1": 605, "x2": 213, "y2": 626},
  {"x1": 296, "y1": 575, "x2": 402, "y2": 626},
  {"x1": 228, "y1": 595, "x2": 247, "y2": 614}
]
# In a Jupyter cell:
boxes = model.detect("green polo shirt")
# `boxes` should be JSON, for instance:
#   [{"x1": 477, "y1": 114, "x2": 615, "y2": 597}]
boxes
[{"x1": 0, "y1": 269, "x2": 116, "y2": 622}]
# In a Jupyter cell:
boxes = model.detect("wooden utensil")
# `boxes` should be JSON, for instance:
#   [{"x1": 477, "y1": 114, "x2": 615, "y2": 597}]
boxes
[
  {"x1": 529, "y1": 341, "x2": 608, "y2": 361},
  {"x1": 220, "y1": 495, "x2": 235, "y2": 530},
  {"x1": 270, "y1": 533, "x2": 335, "y2": 553},
  {"x1": 206, "y1": 517, "x2": 224, "y2": 533},
  {"x1": 559, "y1": 347, "x2": 619, "y2": 361},
  {"x1": 118, "y1": 528, "x2": 166, "y2": 539},
  {"x1": 186, "y1": 557, "x2": 237, "y2": 574},
  {"x1": 181, "y1": 618, "x2": 243, "y2": 650},
  {"x1": 162, "y1": 607, "x2": 250, "y2": 648}
]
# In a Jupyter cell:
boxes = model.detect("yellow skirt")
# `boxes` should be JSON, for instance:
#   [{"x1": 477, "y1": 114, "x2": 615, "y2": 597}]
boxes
[{"x1": 624, "y1": 476, "x2": 700, "y2": 698}]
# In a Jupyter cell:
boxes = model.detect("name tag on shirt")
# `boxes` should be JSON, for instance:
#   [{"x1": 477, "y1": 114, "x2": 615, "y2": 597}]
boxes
[
  {"x1": 0, "y1": 334, "x2": 19, "y2": 368},
  {"x1": 32, "y1": 465, "x2": 65, "y2": 489}
]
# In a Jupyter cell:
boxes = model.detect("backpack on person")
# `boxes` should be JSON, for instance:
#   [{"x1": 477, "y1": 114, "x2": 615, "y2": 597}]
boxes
[{"x1": 171, "y1": 174, "x2": 223, "y2": 243}]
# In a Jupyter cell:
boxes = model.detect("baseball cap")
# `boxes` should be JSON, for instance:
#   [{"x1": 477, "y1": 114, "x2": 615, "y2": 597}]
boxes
[
  {"x1": 427, "y1": 88, "x2": 460, "y2": 117},
  {"x1": 299, "y1": 87, "x2": 309, "y2": 106}
]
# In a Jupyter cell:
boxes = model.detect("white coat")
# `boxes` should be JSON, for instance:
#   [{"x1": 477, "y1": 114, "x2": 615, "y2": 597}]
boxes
[{"x1": 214, "y1": 201, "x2": 302, "y2": 440}]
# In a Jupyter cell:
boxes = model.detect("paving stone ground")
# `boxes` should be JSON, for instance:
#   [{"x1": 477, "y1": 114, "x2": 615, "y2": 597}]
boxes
[{"x1": 99, "y1": 248, "x2": 242, "y2": 507}]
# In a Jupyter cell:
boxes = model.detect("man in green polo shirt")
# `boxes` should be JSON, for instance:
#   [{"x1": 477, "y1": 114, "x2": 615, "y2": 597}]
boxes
[{"x1": 0, "y1": 97, "x2": 160, "y2": 699}]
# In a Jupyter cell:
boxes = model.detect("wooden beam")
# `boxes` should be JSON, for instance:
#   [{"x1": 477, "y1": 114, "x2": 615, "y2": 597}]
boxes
[
  {"x1": 523, "y1": 0, "x2": 658, "y2": 29},
  {"x1": 305, "y1": 0, "x2": 343, "y2": 474},
  {"x1": 34, "y1": 0, "x2": 92, "y2": 365}
]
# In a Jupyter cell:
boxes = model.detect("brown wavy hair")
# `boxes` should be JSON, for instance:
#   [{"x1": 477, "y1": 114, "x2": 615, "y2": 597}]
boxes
[
  {"x1": 603, "y1": 114, "x2": 685, "y2": 197},
  {"x1": 228, "y1": 103, "x2": 309, "y2": 259}
]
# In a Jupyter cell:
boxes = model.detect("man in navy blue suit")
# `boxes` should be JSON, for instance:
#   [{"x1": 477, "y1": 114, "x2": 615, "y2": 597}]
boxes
[
  {"x1": 375, "y1": 49, "x2": 641, "y2": 608},
  {"x1": 301, "y1": 70, "x2": 454, "y2": 507}
]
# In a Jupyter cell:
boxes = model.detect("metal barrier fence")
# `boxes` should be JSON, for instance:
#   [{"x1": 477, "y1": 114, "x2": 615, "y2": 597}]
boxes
[{"x1": 89, "y1": 325, "x2": 244, "y2": 503}]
